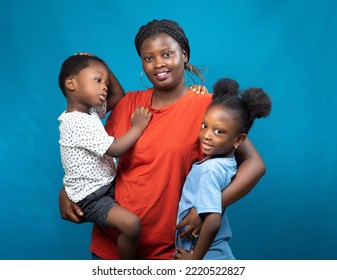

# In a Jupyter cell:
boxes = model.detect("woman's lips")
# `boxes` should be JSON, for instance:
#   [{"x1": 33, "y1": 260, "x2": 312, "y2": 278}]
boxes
[{"x1": 155, "y1": 71, "x2": 169, "y2": 81}]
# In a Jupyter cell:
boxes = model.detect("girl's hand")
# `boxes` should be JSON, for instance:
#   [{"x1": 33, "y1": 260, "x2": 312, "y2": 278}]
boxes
[
  {"x1": 175, "y1": 207, "x2": 202, "y2": 240},
  {"x1": 174, "y1": 247, "x2": 195, "y2": 260},
  {"x1": 59, "y1": 187, "x2": 85, "y2": 223},
  {"x1": 189, "y1": 85, "x2": 208, "y2": 94}
]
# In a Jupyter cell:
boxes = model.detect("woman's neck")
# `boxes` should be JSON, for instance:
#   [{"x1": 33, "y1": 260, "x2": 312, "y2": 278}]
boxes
[{"x1": 151, "y1": 85, "x2": 189, "y2": 109}]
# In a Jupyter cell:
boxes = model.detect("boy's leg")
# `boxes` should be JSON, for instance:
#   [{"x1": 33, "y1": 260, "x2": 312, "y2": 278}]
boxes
[{"x1": 106, "y1": 205, "x2": 141, "y2": 259}]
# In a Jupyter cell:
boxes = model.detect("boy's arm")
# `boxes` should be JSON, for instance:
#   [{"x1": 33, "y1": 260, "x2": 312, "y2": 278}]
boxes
[
  {"x1": 106, "y1": 69, "x2": 125, "y2": 112},
  {"x1": 106, "y1": 107, "x2": 151, "y2": 157},
  {"x1": 221, "y1": 137, "x2": 265, "y2": 209},
  {"x1": 175, "y1": 213, "x2": 221, "y2": 260}
]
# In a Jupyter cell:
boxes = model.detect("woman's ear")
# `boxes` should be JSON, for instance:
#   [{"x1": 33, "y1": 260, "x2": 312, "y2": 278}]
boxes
[
  {"x1": 65, "y1": 77, "x2": 76, "y2": 91},
  {"x1": 183, "y1": 50, "x2": 188, "y2": 64},
  {"x1": 234, "y1": 134, "x2": 247, "y2": 149}
]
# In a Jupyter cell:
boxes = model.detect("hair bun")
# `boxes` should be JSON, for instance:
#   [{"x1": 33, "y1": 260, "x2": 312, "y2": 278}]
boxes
[
  {"x1": 212, "y1": 78, "x2": 239, "y2": 100},
  {"x1": 241, "y1": 88, "x2": 272, "y2": 120}
]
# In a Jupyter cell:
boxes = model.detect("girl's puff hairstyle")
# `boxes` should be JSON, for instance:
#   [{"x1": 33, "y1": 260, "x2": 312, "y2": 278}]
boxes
[
  {"x1": 211, "y1": 78, "x2": 272, "y2": 134},
  {"x1": 134, "y1": 19, "x2": 205, "y2": 84},
  {"x1": 58, "y1": 53, "x2": 107, "y2": 96}
]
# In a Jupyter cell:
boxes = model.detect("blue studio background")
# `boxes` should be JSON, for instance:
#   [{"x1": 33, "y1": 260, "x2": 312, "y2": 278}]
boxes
[{"x1": 1, "y1": 0, "x2": 336, "y2": 260}]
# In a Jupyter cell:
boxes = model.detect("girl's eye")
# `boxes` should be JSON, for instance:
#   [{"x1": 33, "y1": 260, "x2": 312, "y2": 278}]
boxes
[
  {"x1": 214, "y1": 129, "x2": 222, "y2": 135},
  {"x1": 201, "y1": 123, "x2": 207, "y2": 129},
  {"x1": 95, "y1": 78, "x2": 101, "y2": 83}
]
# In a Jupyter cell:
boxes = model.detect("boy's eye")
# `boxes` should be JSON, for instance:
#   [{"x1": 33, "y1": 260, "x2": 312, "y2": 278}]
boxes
[
  {"x1": 201, "y1": 123, "x2": 207, "y2": 129},
  {"x1": 214, "y1": 129, "x2": 222, "y2": 135},
  {"x1": 95, "y1": 78, "x2": 101, "y2": 83}
]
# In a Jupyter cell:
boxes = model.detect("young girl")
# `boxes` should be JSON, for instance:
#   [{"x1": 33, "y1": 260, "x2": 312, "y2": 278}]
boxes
[
  {"x1": 175, "y1": 78, "x2": 272, "y2": 260},
  {"x1": 58, "y1": 53, "x2": 152, "y2": 259}
]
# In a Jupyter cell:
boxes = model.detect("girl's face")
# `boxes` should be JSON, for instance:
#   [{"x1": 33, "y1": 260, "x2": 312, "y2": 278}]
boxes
[
  {"x1": 199, "y1": 105, "x2": 243, "y2": 158},
  {"x1": 70, "y1": 61, "x2": 109, "y2": 110},
  {"x1": 140, "y1": 33, "x2": 187, "y2": 90}
]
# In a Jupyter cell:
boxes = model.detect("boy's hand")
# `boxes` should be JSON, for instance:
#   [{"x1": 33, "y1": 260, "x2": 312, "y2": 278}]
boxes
[{"x1": 131, "y1": 106, "x2": 152, "y2": 130}]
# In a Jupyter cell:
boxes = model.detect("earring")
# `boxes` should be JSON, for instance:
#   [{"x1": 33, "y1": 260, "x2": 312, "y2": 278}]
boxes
[
  {"x1": 140, "y1": 71, "x2": 151, "y2": 89},
  {"x1": 234, "y1": 144, "x2": 238, "y2": 150}
]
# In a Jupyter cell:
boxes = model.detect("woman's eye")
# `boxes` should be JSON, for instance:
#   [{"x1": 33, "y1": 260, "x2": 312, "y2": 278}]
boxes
[
  {"x1": 144, "y1": 56, "x2": 153, "y2": 62},
  {"x1": 164, "y1": 52, "x2": 173, "y2": 57},
  {"x1": 214, "y1": 129, "x2": 222, "y2": 135}
]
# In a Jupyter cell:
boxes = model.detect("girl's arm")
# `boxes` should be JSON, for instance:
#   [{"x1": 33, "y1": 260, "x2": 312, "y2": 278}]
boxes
[
  {"x1": 221, "y1": 137, "x2": 265, "y2": 208},
  {"x1": 174, "y1": 213, "x2": 221, "y2": 260},
  {"x1": 106, "y1": 69, "x2": 125, "y2": 112}
]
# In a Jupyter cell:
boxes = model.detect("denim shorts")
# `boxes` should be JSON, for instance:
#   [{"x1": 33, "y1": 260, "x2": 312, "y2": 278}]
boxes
[{"x1": 76, "y1": 180, "x2": 117, "y2": 227}]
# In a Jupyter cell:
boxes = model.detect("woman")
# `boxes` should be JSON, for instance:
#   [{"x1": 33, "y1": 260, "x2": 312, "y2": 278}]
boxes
[{"x1": 59, "y1": 19, "x2": 265, "y2": 260}]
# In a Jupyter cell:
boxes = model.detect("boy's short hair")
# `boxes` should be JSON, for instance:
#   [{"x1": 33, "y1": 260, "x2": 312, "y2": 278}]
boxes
[{"x1": 58, "y1": 54, "x2": 106, "y2": 95}]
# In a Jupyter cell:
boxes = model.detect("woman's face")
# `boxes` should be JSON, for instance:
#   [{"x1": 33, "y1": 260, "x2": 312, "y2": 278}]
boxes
[{"x1": 140, "y1": 33, "x2": 187, "y2": 90}]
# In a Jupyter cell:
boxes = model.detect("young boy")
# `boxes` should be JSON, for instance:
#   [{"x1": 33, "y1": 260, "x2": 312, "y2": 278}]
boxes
[{"x1": 58, "y1": 53, "x2": 152, "y2": 259}]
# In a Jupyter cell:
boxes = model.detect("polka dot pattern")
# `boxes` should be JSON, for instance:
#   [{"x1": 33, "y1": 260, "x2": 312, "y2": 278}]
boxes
[{"x1": 58, "y1": 107, "x2": 116, "y2": 203}]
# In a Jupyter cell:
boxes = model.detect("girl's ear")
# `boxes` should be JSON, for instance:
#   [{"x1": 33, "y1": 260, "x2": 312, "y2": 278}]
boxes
[
  {"x1": 234, "y1": 134, "x2": 247, "y2": 149},
  {"x1": 65, "y1": 77, "x2": 76, "y2": 91}
]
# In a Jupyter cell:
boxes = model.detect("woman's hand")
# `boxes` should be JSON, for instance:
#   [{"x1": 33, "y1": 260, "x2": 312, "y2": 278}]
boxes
[
  {"x1": 175, "y1": 208, "x2": 202, "y2": 240},
  {"x1": 189, "y1": 85, "x2": 208, "y2": 94},
  {"x1": 59, "y1": 187, "x2": 85, "y2": 223}
]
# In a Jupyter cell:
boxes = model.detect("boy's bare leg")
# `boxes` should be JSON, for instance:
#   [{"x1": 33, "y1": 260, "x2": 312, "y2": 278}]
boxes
[{"x1": 106, "y1": 205, "x2": 141, "y2": 259}]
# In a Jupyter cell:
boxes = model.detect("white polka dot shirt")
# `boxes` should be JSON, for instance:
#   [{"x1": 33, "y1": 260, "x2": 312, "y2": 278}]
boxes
[{"x1": 58, "y1": 107, "x2": 116, "y2": 203}]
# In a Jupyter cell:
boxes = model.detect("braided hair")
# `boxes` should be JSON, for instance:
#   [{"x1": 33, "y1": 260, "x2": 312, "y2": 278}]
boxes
[
  {"x1": 134, "y1": 19, "x2": 204, "y2": 84},
  {"x1": 211, "y1": 78, "x2": 272, "y2": 134}
]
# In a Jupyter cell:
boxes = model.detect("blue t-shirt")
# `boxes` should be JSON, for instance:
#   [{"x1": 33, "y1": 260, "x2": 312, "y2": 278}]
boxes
[{"x1": 176, "y1": 156, "x2": 237, "y2": 260}]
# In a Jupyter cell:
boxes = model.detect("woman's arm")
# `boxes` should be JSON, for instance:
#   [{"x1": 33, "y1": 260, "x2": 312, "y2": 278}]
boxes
[
  {"x1": 174, "y1": 213, "x2": 221, "y2": 260},
  {"x1": 221, "y1": 137, "x2": 265, "y2": 208},
  {"x1": 106, "y1": 69, "x2": 125, "y2": 112}
]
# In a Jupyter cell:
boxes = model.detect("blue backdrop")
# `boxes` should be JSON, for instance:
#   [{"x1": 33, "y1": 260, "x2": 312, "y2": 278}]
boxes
[{"x1": 1, "y1": 0, "x2": 336, "y2": 260}]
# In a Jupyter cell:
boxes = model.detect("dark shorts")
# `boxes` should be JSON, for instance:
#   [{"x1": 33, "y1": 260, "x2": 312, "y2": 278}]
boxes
[{"x1": 76, "y1": 180, "x2": 117, "y2": 227}]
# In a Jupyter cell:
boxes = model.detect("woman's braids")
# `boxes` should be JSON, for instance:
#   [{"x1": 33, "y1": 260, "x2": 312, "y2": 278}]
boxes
[
  {"x1": 211, "y1": 78, "x2": 272, "y2": 134},
  {"x1": 134, "y1": 19, "x2": 205, "y2": 84}
]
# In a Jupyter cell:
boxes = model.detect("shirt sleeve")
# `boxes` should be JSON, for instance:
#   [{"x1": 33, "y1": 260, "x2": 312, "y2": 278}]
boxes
[{"x1": 196, "y1": 171, "x2": 223, "y2": 215}]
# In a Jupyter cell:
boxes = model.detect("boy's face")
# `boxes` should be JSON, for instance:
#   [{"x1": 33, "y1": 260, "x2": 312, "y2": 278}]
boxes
[
  {"x1": 71, "y1": 61, "x2": 109, "y2": 108},
  {"x1": 199, "y1": 105, "x2": 241, "y2": 158}
]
